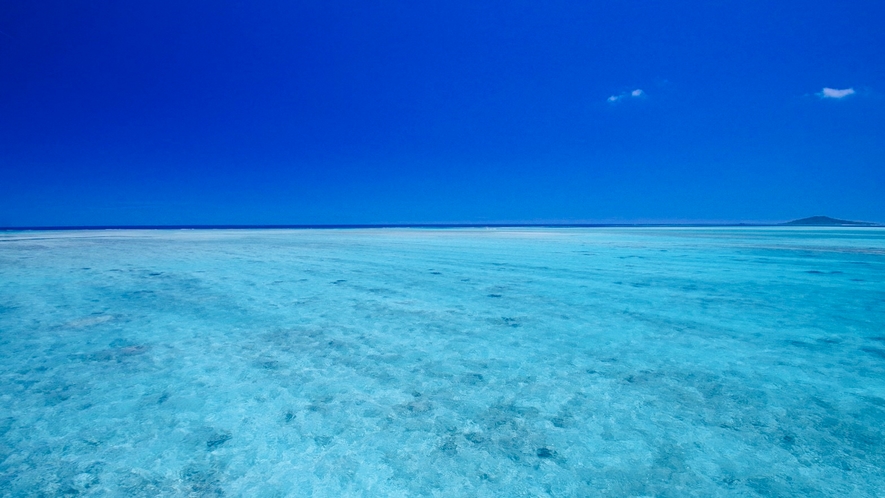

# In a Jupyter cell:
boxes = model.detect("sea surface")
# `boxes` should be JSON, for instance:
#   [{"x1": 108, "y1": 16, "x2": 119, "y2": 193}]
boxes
[{"x1": 1, "y1": 228, "x2": 884, "y2": 497}]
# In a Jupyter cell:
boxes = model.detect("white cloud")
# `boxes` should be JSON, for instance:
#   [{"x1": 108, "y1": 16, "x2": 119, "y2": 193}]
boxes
[
  {"x1": 819, "y1": 87, "x2": 855, "y2": 99},
  {"x1": 607, "y1": 89, "x2": 644, "y2": 103}
]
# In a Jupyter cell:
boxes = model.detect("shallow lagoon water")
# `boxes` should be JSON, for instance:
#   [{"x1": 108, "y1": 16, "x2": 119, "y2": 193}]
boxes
[{"x1": 1, "y1": 227, "x2": 884, "y2": 496}]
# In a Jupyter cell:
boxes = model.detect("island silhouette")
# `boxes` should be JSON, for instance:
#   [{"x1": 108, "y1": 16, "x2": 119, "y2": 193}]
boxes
[{"x1": 783, "y1": 216, "x2": 880, "y2": 226}]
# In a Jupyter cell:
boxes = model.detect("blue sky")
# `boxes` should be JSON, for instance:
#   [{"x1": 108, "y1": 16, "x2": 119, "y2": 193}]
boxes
[{"x1": 1, "y1": 0, "x2": 883, "y2": 226}]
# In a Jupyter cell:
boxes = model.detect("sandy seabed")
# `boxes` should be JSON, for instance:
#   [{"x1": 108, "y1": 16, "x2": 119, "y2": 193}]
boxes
[{"x1": 1, "y1": 227, "x2": 884, "y2": 496}]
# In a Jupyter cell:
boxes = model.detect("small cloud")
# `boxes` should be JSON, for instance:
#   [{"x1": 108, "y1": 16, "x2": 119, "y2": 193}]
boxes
[
  {"x1": 818, "y1": 87, "x2": 855, "y2": 99},
  {"x1": 607, "y1": 89, "x2": 645, "y2": 103}
]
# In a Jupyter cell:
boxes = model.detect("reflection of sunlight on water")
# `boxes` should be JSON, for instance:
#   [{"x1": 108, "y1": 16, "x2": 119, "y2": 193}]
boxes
[{"x1": 1, "y1": 228, "x2": 884, "y2": 495}]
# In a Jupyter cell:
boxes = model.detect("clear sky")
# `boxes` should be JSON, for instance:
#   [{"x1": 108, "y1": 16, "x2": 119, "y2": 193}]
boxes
[{"x1": 1, "y1": 0, "x2": 883, "y2": 226}]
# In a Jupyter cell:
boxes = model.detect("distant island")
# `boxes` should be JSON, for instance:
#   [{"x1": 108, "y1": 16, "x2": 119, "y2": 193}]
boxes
[{"x1": 783, "y1": 216, "x2": 880, "y2": 227}]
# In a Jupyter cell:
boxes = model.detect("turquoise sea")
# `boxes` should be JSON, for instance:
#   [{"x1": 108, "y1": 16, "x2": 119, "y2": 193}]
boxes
[{"x1": 1, "y1": 228, "x2": 884, "y2": 496}]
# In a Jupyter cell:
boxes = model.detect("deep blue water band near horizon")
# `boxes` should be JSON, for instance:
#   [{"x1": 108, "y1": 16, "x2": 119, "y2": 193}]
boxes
[
  {"x1": 1, "y1": 228, "x2": 884, "y2": 496},
  {"x1": 0, "y1": 223, "x2": 801, "y2": 231}
]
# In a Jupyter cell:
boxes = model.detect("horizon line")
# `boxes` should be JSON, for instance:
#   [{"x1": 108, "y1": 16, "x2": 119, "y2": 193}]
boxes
[{"x1": 2, "y1": 222, "x2": 883, "y2": 231}]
